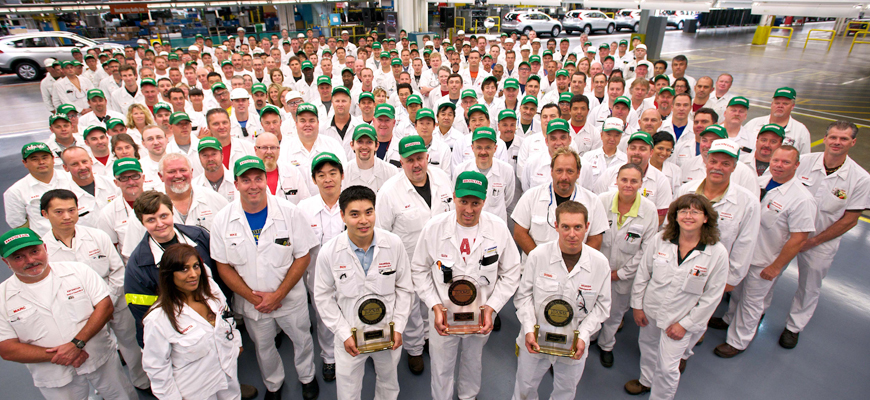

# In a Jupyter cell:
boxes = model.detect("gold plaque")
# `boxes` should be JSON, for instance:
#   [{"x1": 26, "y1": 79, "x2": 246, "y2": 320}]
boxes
[
  {"x1": 448, "y1": 279, "x2": 478, "y2": 306},
  {"x1": 544, "y1": 299, "x2": 573, "y2": 328},
  {"x1": 358, "y1": 298, "x2": 387, "y2": 325}
]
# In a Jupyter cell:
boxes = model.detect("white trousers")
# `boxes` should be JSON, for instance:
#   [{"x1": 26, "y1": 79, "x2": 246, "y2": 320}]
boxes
[
  {"x1": 305, "y1": 268, "x2": 336, "y2": 364},
  {"x1": 726, "y1": 265, "x2": 780, "y2": 350},
  {"x1": 109, "y1": 306, "x2": 149, "y2": 389},
  {"x1": 403, "y1": 294, "x2": 426, "y2": 356},
  {"x1": 598, "y1": 289, "x2": 632, "y2": 352},
  {"x1": 333, "y1": 341, "x2": 401, "y2": 400},
  {"x1": 512, "y1": 345, "x2": 587, "y2": 400},
  {"x1": 38, "y1": 353, "x2": 137, "y2": 400},
  {"x1": 207, "y1": 357, "x2": 242, "y2": 400},
  {"x1": 428, "y1": 308, "x2": 490, "y2": 400},
  {"x1": 245, "y1": 310, "x2": 316, "y2": 391},
  {"x1": 787, "y1": 245, "x2": 836, "y2": 332},
  {"x1": 638, "y1": 317, "x2": 693, "y2": 400}
]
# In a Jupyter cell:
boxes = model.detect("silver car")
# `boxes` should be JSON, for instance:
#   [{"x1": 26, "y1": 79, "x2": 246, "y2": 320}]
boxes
[
  {"x1": 0, "y1": 31, "x2": 123, "y2": 81},
  {"x1": 615, "y1": 9, "x2": 641, "y2": 32},
  {"x1": 561, "y1": 10, "x2": 617, "y2": 35},
  {"x1": 502, "y1": 11, "x2": 563, "y2": 37}
]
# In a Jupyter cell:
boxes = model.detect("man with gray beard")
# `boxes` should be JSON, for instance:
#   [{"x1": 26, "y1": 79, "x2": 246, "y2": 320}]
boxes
[{"x1": 158, "y1": 153, "x2": 228, "y2": 232}]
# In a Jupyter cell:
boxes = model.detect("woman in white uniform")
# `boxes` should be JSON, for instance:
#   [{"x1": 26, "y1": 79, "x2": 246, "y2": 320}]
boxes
[
  {"x1": 625, "y1": 194, "x2": 728, "y2": 400},
  {"x1": 143, "y1": 244, "x2": 242, "y2": 400}
]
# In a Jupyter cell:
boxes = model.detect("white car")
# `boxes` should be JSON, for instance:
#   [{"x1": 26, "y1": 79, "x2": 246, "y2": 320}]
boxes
[
  {"x1": 561, "y1": 10, "x2": 616, "y2": 35},
  {"x1": 658, "y1": 10, "x2": 698, "y2": 30},
  {"x1": 615, "y1": 9, "x2": 641, "y2": 32},
  {"x1": 502, "y1": 11, "x2": 563, "y2": 37},
  {"x1": 0, "y1": 31, "x2": 123, "y2": 81}
]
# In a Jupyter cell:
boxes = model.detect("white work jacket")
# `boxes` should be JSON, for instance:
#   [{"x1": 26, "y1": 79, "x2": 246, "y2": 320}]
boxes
[
  {"x1": 0, "y1": 262, "x2": 113, "y2": 388},
  {"x1": 95, "y1": 196, "x2": 143, "y2": 259},
  {"x1": 679, "y1": 156, "x2": 760, "y2": 197},
  {"x1": 450, "y1": 135, "x2": 510, "y2": 173},
  {"x1": 313, "y1": 229, "x2": 414, "y2": 342},
  {"x1": 68, "y1": 175, "x2": 122, "y2": 228},
  {"x1": 454, "y1": 158, "x2": 516, "y2": 223},
  {"x1": 581, "y1": 148, "x2": 628, "y2": 188},
  {"x1": 678, "y1": 180, "x2": 761, "y2": 286},
  {"x1": 52, "y1": 76, "x2": 95, "y2": 111},
  {"x1": 670, "y1": 128, "x2": 697, "y2": 167},
  {"x1": 593, "y1": 163, "x2": 674, "y2": 211},
  {"x1": 142, "y1": 288, "x2": 241, "y2": 400},
  {"x1": 511, "y1": 181, "x2": 609, "y2": 248},
  {"x1": 739, "y1": 152, "x2": 771, "y2": 190},
  {"x1": 77, "y1": 110, "x2": 125, "y2": 133},
  {"x1": 3, "y1": 172, "x2": 73, "y2": 236},
  {"x1": 411, "y1": 211, "x2": 522, "y2": 315},
  {"x1": 43, "y1": 225, "x2": 126, "y2": 310},
  {"x1": 110, "y1": 84, "x2": 145, "y2": 114},
  {"x1": 223, "y1": 138, "x2": 257, "y2": 172},
  {"x1": 230, "y1": 113, "x2": 265, "y2": 143},
  {"x1": 210, "y1": 195, "x2": 318, "y2": 320},
  {"x1": 41, "y1": 74, "x2": 56, "y2": 113},
  {"x1": 191, "y1": 168, "x2": 236, "y2": 203},
  {"x1": 631, "y1": 233, "x2": 729, "y2": 333},
  {"x1": 138, "y1": 156, "x2": 165, "y2": 193},
  {"x1": 277, "y1": 134, "x2": 347, "y2": 194},
  {"x1": 570, "y1": 123, "x2": 601, "y2": 156},
  {"x1": 297, "y1": 194, "x2": 345, "y2": 247},
  {"x1": 375, "y1": 168, "x2": 455, "y2": 257},
  {"x1": 597, "y1": 191, "x2": 659, "y2": 294},
  {"x1": 271, "y1": 164, "x2": 312, "y2": 205},
  {"x1": 341, "y1": 158, "x2": 400, "y2": 193},
  {"x1": 514, "y1": 241, "x2": 611, "y2": 353},
  {"x1": 173, "y1": 188, "x2": 229, "y2": 233},
  {"x1": 744, "y1": 115, "x2": 812, "y2": 154},
  {"x1": 653, "y1": 161, "x2": 682, "y2": 196},
  {"x1": 753, "y1": 177, "x2": 817, "y2": 267}
]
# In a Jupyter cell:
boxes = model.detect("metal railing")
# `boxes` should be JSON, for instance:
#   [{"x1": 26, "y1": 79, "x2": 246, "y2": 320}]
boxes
[
  {"x1": 803, "y1": 29, "x2": 835, "y2": 51},
  {"x1": 768, "y1": 26, "x2": 793, "y2": 48},
  {"x1": 849, "y1": 31, "x2": 870, "y2": 54}
]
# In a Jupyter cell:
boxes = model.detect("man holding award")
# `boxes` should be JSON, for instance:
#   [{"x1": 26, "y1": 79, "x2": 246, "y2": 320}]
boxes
[
  {"x1": 411, "y1": 171, "x2": 522, "y2": 400},
  {"x1": 512, "y1": 201, "x2": 612, "y2": 400},
  {"x1": 314, "y1": 185, "x2": 413, "y2": 400}
]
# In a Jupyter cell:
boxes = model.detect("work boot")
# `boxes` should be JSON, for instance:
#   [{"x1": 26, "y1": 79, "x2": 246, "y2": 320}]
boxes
[
  {"x1": 408, "y1": 354, "x2": 425, "y2": 375},
  {"x1": 493, "y1": 314, "x2": 502, "y2": 331},
  {"x1": 600, "y1": 349, "x2": 614, "y2": 368},
  {"x1": 679, "y1": 359, "x2": 687, "y2": 374},
  {"x1": 322, "y1": 363, "x2": 335, "y2": 382},
  {"x1": 624, "y1": 379, "x2": 651, "y2": 395},
  {"x1": 240, "y1": 385, "x2": 258, "y2": 400},
  {"x1": 714, "y1": 343, "x2": 743, "y2": 358},
  {"x1": 264, "y1": 383, "x2": 283, "y2": 400},
  {"x1": 302, "y1": 379, "x2": 319, "y2": 400},
  {"x1": 707, "y1": 317, "x2": 729, "y2": 330},
  {"x1": 779, "y1": 328, "x2": 799, "y2": 349}
]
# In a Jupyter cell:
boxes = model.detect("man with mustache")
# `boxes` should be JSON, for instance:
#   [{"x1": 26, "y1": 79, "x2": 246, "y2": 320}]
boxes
[
  {"x1": 191, "y1": 137, "x2": 236, "y2": 202},
  {"x1": 157, "y1": 153, "x2": 228, "y2": 233},
  {"x1": 679, "y1": 124, "x2": 759, "y2": 196},
  {"x1": 60, "y1": 144, "x2": 122, "y2": 228},
  {"x1": 740, "y1": 124, "x2": 785, "y2": 185}
]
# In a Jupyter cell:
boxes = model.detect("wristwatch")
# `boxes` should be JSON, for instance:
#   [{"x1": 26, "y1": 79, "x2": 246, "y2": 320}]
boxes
[{"x1": 71, "y1": 338, "x2": 86, "y2": 349}]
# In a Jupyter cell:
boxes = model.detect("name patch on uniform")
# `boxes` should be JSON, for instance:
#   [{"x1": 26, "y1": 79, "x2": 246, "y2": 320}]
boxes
[
  {"x1": 720, "y1": 212, "x2": 733, "y2": 220},
  {"x1": 691, "y1": 265, "x2": 708, "y2": 277},
  {"x1": 485, "y1": 246, "x2": 498, "y2": 256},
  {"x1": 180, "y1": 325, "x2": 194, "y2": 334},
  {"x1": 66, "y1": 286, "x2": 84, "y2": 296},
  {"x1": 578, "y1": 283, "x2": 593, "y2": 291}
]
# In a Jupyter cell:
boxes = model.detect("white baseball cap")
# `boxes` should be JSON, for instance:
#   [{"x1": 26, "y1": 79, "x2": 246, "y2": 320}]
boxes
[
  {"x1": 425, "y1": 41, "x2": 435, "y2": 47},
  {"x1": 603, "y1": 117, "x2": 625, "y2": 133},
  {"x1": 237, "y1": 27, "x2": 246, "y2": 32},
  {"x1": 230, "y1": 88, "x2": 250, "y2": 100},
  {"x1": 520, "y1": 44, "x2": 532, "y2": 51},
  {"x1": 44, "y1": 58, "x2": 56, "y2": 67},
  {"x1": 532, "y1": 38, "x2": 541, "y2": 43},
  {"x1": 637, "y1": 60, "x2": 653, "y2": 69},
  {"x1": 297, "y1": 33, "x2": 305, "y2": 38},
  {"x1": 505, "y1": 38, "x2": 514, "y2": 44},
  {"x1": 284, "y1": 90, "x2": 303, "y2": 102},
  {"x1": 341, "y1": 30, "x2": 349, "y2": 35},
  {"x1": 636, "y1": 44, "x2": 647, "y2": 50},
  {"x1": 188, "y1": 45, "x2": 200, "y2": 52},
  {"x1": 457, "y1": 30, "x2": 465, "y2": 35},
  {"x1": 137, "y1": 39, "x2": 148, "y2": 44},
  {"x1": 708, "y1": 139, "x2": 740, "y2": 158}
]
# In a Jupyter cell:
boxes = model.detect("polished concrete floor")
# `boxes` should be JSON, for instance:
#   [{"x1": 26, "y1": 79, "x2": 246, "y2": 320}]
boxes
[{"x1": 1, "y1": 22, "x2": 869, "y2": 399}]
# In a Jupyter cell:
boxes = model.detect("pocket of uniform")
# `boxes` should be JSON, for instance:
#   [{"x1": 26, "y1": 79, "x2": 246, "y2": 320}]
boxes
[
  {"x1": 66, "y1": 296, "x2": 94, "y2": 323},
  {"x1": 172, "y1": 330, "x2": 210, "y2": 367},
  {"x1": 681, "y1": 274, "x2": 706, "y2": 295},
  {"x1": 336, "y1": 268, "x2": 360, "y2": 298},
  {"x1": 225, "y1": 237, "x2": 246, "y2": 264},
  {"x1": 8, "y1": 306, "x2": 48, "y2": 343}
]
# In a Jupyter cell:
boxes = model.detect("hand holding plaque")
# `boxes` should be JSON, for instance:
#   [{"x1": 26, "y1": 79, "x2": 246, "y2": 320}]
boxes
[
  {"x1": 442, "y1": 275, "x2": 487, "y2": 335},
  {"x1": 533, "y1": 294, "x2": 580, "y2": 357},
  {"x1": 351, "y1": 294, "x2": 395, "y2": 354}
]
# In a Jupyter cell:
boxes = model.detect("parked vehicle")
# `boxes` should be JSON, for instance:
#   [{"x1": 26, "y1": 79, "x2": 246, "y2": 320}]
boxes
[
  {"x1": 658, "y1": 10, "x2": 698, "y2": 30},
  {"x1": 561, "y1": 10, "x2": 616, "y2": 35},
  {"x1": 0, "y1": 31, "x2": 123, "y2": 81},
  {"x1": 502, "y1": 11, "x2": 564, "y2": 37},
  {"x1": 615, "y1": 9, "x2": 641, "y2": 32}
]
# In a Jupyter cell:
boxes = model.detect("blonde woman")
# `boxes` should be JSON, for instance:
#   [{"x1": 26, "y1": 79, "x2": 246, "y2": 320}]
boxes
[
  {"x1": 373, "y1": 87, "x2": 388, "y2": 105},
  {"x1": 268, "y1": 83, "x2": 285, "y2": 107},
  {"x1": 125, "y1": 103, "x2": 154, "y2": 143},
  {"x1": 577, "y1": 57, "x2": 591, "y2": 76}
]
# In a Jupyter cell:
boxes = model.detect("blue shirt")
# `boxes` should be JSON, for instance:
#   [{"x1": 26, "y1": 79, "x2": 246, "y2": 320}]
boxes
[
  {"x1": 245, "y1": 206, "x2": 268, "y2": 244},
  {"x1": 765, "y1": 179, "x2": 783, "y2": 193},
  {"x1": 674, "y1": 124, "x2": 687, "y2": 141},
  {"x1": 349, "y1": 233, "x2": 377, "y2": 274}
]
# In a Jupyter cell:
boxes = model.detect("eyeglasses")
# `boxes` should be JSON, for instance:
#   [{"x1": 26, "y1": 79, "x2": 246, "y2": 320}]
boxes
[
  {"x1": 677, "y1": 209, "x2": 704, "y2": 216},
  {"x1": 117, "y1": 173, "x2": 142, "y2": 182},
  {"x1": 255, "y1": 145, "x2": 279, "y2": 152}
]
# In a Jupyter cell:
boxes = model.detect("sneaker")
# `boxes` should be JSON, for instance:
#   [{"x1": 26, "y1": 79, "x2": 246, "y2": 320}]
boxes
[
  {"x1": 302, "y1": 379, "x2": 319, "y2": 400},
  {"x1": 264, "y1": 383, "x2": 283, "y2": 400},
  {"x1": 679, "y1": 359, "x2": 687, "y2": 374},
  {"x1": 322, "y1": 363, "x2": 336, "y2": 382},
  {"x1": 599, "y1": 349, "x2": 614, "y2": 368},
  {"x1": 779, "y1": 328, "x2": 799, "y2": 349},
  {"x1": 624, "y1": 379, "x2": 651, "y2": 395},
  {"x1": 240, "y1": 384, "x2": 258, "y2": 400},
  {"x1": 493, "y1": 314, "x2": 502, "y2": 331},
  {"x1": 714, "y1": 343, "x2": 743, "y2": 358},
  {"x1": 707, "y1": 317, "x2": 729, "y2": 330},
  {"x1": 408, "y1": 354, "x2": 425, "y2": 375}
]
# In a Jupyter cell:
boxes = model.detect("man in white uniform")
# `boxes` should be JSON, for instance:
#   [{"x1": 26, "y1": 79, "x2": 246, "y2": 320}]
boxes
[
  {"x1": 4, "y1": 142, "x2": 73, "y2": 236},
  {"x1": 191, "y1": 137, "x2": 236, "y2": 201},
  {"x1": 742, "y1": 87, "x2": 811, "y2": 154},
  {"x1": 342, "y1": 125, "x2": 400, "y2": 192}
]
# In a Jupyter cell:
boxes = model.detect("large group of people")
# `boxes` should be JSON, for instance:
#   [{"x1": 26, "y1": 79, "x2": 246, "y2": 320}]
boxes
[{"x1": 1, "y1": 23, "x2": 868, "y2": 400}]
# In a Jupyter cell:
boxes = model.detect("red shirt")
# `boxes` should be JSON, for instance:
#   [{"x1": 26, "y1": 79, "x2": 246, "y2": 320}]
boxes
[
  {"x1": 692, "y1": 103, "x2": 704, "y2": 113},
  {"x1": 571, "y1": 124, "x2": 584, "y2": 134},
  {"x1": 95, "y1": 155, "x2": 110, "y2": 166},
  {"x1": 266, "y1": 168, "x2": 280, "y2": 195},
  {"x1": 221, "y1": 143, "x2": 232, "y2": 169}
]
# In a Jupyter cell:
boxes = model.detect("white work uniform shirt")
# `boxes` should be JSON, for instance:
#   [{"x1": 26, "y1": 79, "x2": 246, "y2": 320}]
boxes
[
  {"x1": 450, "y1": 135, "x2": 510, "y2": 173},
  {"x1": 191, "y1": 168, "x2": 237, "y2": 203},
  {"x1": 581, "y1": 149, "x2": 628, "y2": 188},
  {"x1": 0, "y1": 262, "x2": 114, "y2": 388},
  {"x1": 4, "y1": 172, "x2": 73, "y2": 236},
  {"x1": 739, "y1": 152, "x2": 771, "y2": 190},
  {"x1": 704, "y1": 93, "x2": 734, "y2": 119},
  {"x1": 95, "y1": 197, "x2": 143, "y2": 259},
  {"x1": 514, "y1": 241, "x2": 612, "y2": 353},
  {"x1": 314, "y1": 229, "x2": 414, "y2": 342},
  {"x1": 678, "y1": 180, "x2": 761, "y2": 286},
  {"x1": 454, "y1": 158, "x2": 516, "y2": 223},
  {"x1": 341, "y1": 158, "x2": 400, "y2": 193},
  {"x1": 297, "y1": 194, "x2": 345, "y2": 247},
  {"x1": 679, "y1": 156, "x2": 760, "y2": 197},
  {"x1": 271, "y1": 164, "x2": 312, "y2": 205},
  {"x1": 68, "y1": 174, "x2": 122, "y2": 228},
  {"x1": 631, "y1": 233, "x2": 729, "y2": 333},
  {"x1": 375, "y1": 168, "x2": 455, "y2": 257},
  {"x1": 210, "y1": 195, "x2": 318, "y2": 320},
  {"x1": 110, "y1": 85, "x2": 145, "y2": 114},
  {"x1": 597, "y1": 191, "x2": 659, "y2": 294},
  {"x1": 52, "y1": 76, "x2": 95, "y2": 111},
  {"x1": 511, "y1": 181, "x2": 609, "y2": 248},
  {"x1": 592, "y1": 163, "x2": 673, "y2": 211},
  {"x1": 411, "y1": 212, "x2": 522, "y2": 315},
  {"x1": 173, "y1": 189, "x2": 230, "y2": 233},
  {"x1": 753, "y1": 177, "x2": 817, "y2": 267},
  {"x1": 743, "y1": 115, "x2": 812, "y2": 155}
]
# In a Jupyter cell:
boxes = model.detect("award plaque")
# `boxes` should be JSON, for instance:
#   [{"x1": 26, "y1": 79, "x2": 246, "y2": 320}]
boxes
[
  {"x1": 443, "y1": 275, "x2": 486, "y2": 334},
  {"x1": 351, "y1": 294, "x2": 395, "y2": 353},
  {"x1": 533, "y1": 294, "x2": 580, "y2": 357}
]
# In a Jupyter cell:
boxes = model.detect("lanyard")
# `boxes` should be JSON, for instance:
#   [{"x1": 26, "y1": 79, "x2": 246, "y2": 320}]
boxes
[{"x1": 547, "y1": 183, "x2": 578, "y2": 228}]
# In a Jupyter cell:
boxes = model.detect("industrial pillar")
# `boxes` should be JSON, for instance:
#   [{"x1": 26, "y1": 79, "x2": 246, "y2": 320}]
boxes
[
  {"x1": 275, "y1": 5, "x2": 296, "y2": 32},
  {"x1": 751, "y1": 15, "x2": 774, "y2": 45},
  {"x1": 396, "y1": 0, "x2": 427, "y2": 32}
]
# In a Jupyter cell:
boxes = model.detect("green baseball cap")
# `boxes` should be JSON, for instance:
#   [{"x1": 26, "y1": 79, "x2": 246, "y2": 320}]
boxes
[
  {"x1": 521, "y1": 95, "x2": 538, "y2": 107},
  {"x1": 372, "y1": 42, "x2": 381, "y2": 49},
  {"x1": 87, "y1": 89, "x2": 105, "y2": 100},
  {"x1": 391, "y1": 58, "x2": 402, "y2": 66},
  {"x1": 311, "y1": 152, "x2": 342, "y2": 172},
  {"x1": 653, "y1": 74, "x2": 670, "y2": 84},
  {"x1": 701, "y1": 124, "x2": 728, "y2": 139},
  {"x1": 106, "y1": 118, "x2": 125, "y2": 130},
  {"x1": 71, "y1": 48, "x2": 81, "y2": 54},
  {"x1": 599, "y1": 43, "x2": 610, "y2": 49},
  {"x1": 398, "y1": 135, "x2": 427, "y2": 158},
  {"x1": 564, "y1": 61, "x2": 576, "y2": 68},
  {"x1": 546, "y1": 118, "x2": 570, "y2": 135},
  {"x1": 168, "y1": 54, "x2": 179, "y2": 60},
  {"x1": 543, "y1": 50, "x2": 553, "y2": 57},
  {"x1": 322, "y1": 49, "x2": 332, "y2": 56},
  {"x1": 727, "y1": 96, "x2": 750, "y2": 109},
  {"x1": 220, "y1": 60, "x2": 233, "y2": 67},
  {"x1": 49, "y1": 113, "x2": 70, "y2": 125},
  {"x1": 773, "y1": 87, "x2": 796, "y2": 100},
  {"x1": 251, "y1": 83, "x2": 268, "y2": 94},
  {"x1": 415, "y1": 108, "x2": 435, "y2": 121},
  {"x1": 559, "y1": 92, "x2": 573, "y2": 103},
  {"x1": 527, "y1": 75, "x2": 541, "y2": 83},
  {"x1": 341, "y1": 67, "x2": 355, "y2": 76},
  {"x1": 353, "y1": 124, "x2": 378, "y2": 142},
  {"x1": 446, "y1": 47, "x2": 455, "y2": 52},
  {"x1": 406, "y1": 94, "x2": 423, "y2": 106},
  {"x1": 380, "y1": 51, "x2": 390, "y2": 59},
  {"x1": 21, "y1": 142, "x2": 52, "y2": 159},
  {"x1": 472, "y1": 126, "x2": 497, "y2": 143},
  {"x1": 555, "y1": 69, "x2": 569, "y2": 78},
  {"x1": 296, "y1": 102, "x2": 318, "y2": 117},
  {"x1": 498, "y1": 109, "x2": 517, "y2": 121},
  {"x1": 234, "y1": 155, "x2": 266, "y2": 177},
  {"x1": 374, "y1": 104, "x2": 395, "y2": 119},
  {"x1": 455, "y1": 171, "x2": 488, "y2": 200},
  {"x1": 461, "y1": 89, "x2": 477, "y2": 100},
  {"x1": 301, "y1": 60, "x2": 313, "y2": 70},
  {"x1": 530, "y1": 55, "x2": 541, "y2": 64},
  {"x1": 482, "y1": 54, "x2": 492, "y2": 60},
  {"x1": 613, "y1": 96, "x2": 631, "y2": 108},
  {"x1": 628, "y1": 131, "x2": 653, "y2": 146},
  {"x1": 56, "y1": 104, "x2": 77, "y2": 115},
  {"x1": 113, "y1": 158, "x2": 143, "y2": 176},
  {"x1": 0, "y1": 228, "x2": 44, "y2": 258},
  {"x1": 317, "y1": 75, "x2": 332, "y2": 86},
  {"x1": 140, "y1": 78, "x2": 157, "y2": 87},
  {"x1": 359, "y1": 92, "x2": 375, "y2": 102},
  {"x1": 619, "y1": 39, "x2": 628, "y2": 45},
  {"x1": 197, "y1": 137, "x2": 222, "y2": 152},
  {"x1": 708, "y1": 139, "x2": 740, "y2": 158},
  {"x1": 437, "y1": 102, "x2": 456, "y2": 112},
  {"x1": 759, "y1": 123, "x2": 786, "y2": 138},
  {"x1": 604, "y1": 55, "x2": 615, "y2": 62},
  {"x1": 518, "y1": 61, "x2": 530, "y2": 69},
  {"x1": 169, "y1": 112, "x2": 191, "y2": 125},
  {"x1": 467, "y1": 104, "x2": 488, "y2": 118},
  {"x1": 504, "y1": 78, "x2": 520, "y2": 90},
  {"x1": 196, "y1": 34, "x2": 204, "y2": 39},
  {"x1": 658, "y1": 86, "x2": 676, "y2": 96},
  {"x1": 259, "y1": 104, "x2": 282, "y2": 118},
  {"x1": 83, "y1": 125, "x2": 106, "y2": 140},
  {"x1": 332, "y1": 86, "x2": 350, "y2": 97}
]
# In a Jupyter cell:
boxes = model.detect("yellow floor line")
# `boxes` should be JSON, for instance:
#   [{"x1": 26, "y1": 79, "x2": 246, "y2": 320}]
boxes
[{"x1": 812, "y1": 138, "x2": 824, "y2": 147}]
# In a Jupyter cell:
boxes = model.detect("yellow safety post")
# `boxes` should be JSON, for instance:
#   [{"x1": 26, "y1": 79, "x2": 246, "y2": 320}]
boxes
[
  {"x1": 803, "y1": 29, "x2": 836, "y2": 51},
  {"x1": 487, "y1": 15, "x2": 501, "y2": 34},
  {"x1": 849, "y1": 31, "x2": 870, "y2": 54},
  {"x1": 768, "y1": 26, "x2": 793, "y2": 48},
  {"x1": 843, "y1": 21, "x2": 869, "y2": 38},
  {"x1": 456, "y1": 17, "x2": 466, "y2": 33}
]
